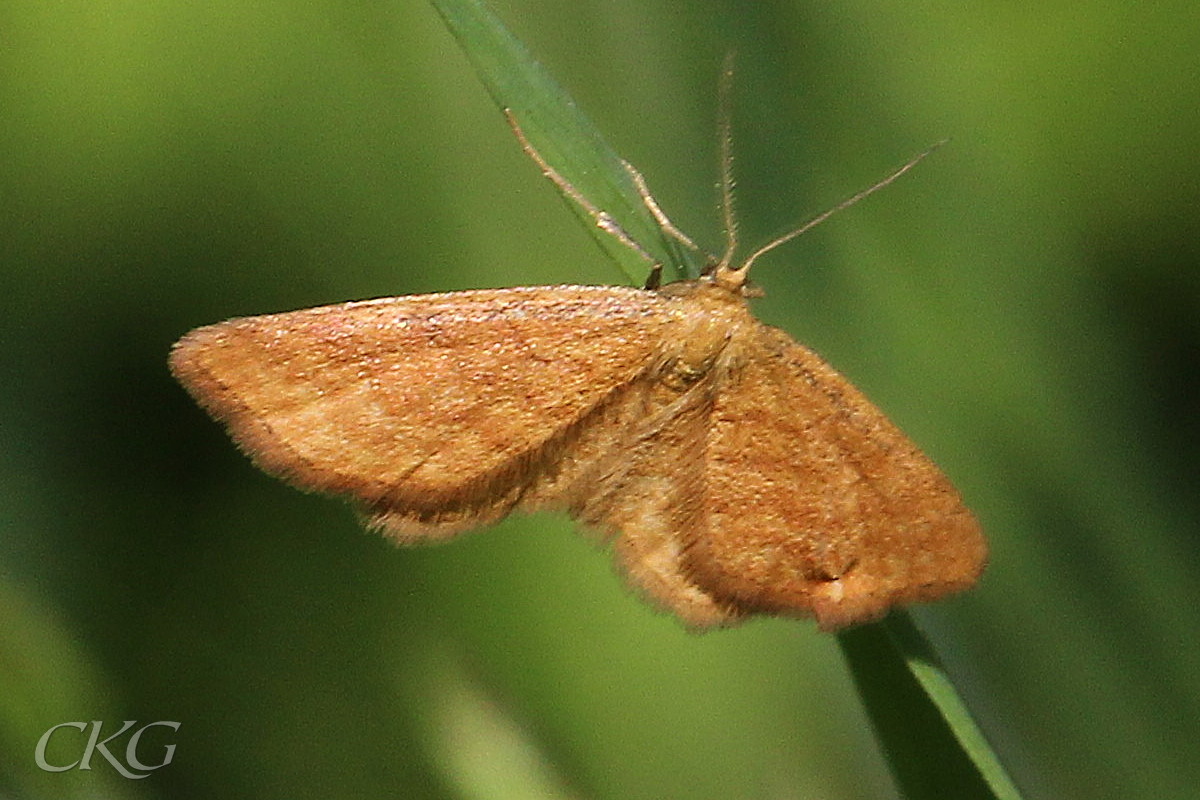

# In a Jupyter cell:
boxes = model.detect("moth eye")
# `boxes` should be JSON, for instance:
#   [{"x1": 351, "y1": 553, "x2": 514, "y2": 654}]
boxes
[{"x1": 660, "y1": 359, "x2": 710, "y2": 392}]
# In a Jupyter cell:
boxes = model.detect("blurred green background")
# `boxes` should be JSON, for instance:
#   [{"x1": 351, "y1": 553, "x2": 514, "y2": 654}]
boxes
[{"x1": 2, "y1": 0, "x2": 1198, "y2": 798}]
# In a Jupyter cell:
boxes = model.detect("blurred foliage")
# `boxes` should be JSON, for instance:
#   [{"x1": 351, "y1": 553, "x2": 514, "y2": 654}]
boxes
[{"x1": 1, "y1": 0, "x2": 1197, "y2": 798}]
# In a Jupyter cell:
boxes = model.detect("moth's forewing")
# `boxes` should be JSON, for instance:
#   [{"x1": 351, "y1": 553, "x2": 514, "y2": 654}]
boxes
[
  {"x1": 688, "y1": 322, "x2": 986, "y2": 630},
  {"x1": 169, "y1": 286, "x2": 678, "y2": 538}
]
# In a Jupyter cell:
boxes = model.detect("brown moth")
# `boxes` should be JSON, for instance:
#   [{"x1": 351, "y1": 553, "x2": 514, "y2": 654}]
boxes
[{"x1": 170, "y1": 100, "x2": 985, "y2": 632}]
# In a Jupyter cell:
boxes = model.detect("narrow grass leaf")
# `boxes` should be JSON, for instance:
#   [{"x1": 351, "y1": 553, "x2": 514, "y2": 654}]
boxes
[
  {"x1": 838, "y1": 612, "x2": 1024, "y2": 800},
  {"x1": 429, "y1": 0, "x2": 705, "y2": 281}
]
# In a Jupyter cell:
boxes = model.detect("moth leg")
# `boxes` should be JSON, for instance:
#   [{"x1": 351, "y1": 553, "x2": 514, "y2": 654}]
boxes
[
  {"x1": 619, "y1": 160, "x2": 710, "y2": 255},
  {"x1": 504, "y1": 109, "x2": 662, "y2": 275},
  {"x1": 617, "y1": 160, "x2": 714, "y2": 290}
]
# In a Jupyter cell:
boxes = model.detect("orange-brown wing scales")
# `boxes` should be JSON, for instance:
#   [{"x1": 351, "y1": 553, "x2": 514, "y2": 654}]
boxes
[
  {"x1": 550, "y1": 373, "x2": 742, "y2": 627},
  {"x1": 169, "y1": 286, "x2": 677, "y2": 538},
  {"x1": 686, "y1": 324, "x2": 986, "y2": 630},
  {"x1": 172, "y1": 277, "x2": 983, "y2": 630}
]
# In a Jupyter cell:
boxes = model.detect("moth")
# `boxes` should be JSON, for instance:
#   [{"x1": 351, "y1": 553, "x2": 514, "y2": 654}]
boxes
[{"x1": 170, "y1": 100, "x2": 985, "y2": 632}]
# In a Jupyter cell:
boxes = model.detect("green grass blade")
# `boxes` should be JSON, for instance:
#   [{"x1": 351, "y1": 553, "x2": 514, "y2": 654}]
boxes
[
  {"x1": 428, "y1": 0, "x2": 706, "y2": 282},
  {"x1": 838, "y1": 612, "x2": 1024, "y2": 800}
]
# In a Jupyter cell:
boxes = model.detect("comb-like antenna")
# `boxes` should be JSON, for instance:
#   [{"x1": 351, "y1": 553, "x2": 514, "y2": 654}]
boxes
[
  {"x1": 738, "y1": 140, "x2": 948, "y2": 276},
  {"x1": 716, "y1": 53, "x2": 739, "y2": 271}
]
